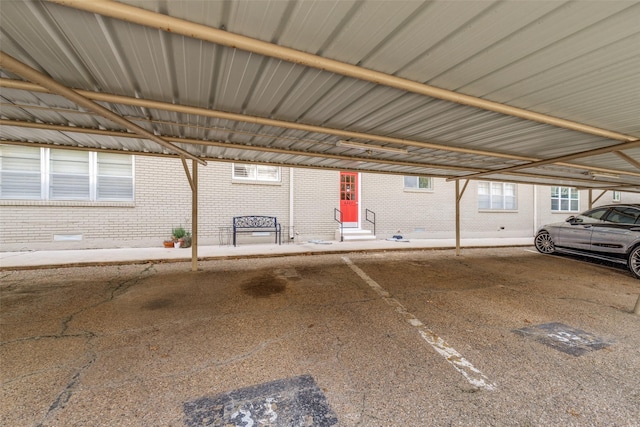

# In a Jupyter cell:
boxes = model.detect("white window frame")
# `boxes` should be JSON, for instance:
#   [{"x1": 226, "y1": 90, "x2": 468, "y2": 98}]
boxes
[
  {"x1": 478, "y1": 182, "x2": 517, "y2": 211},
  {"x1": 0, "y1": 146, "x2": 134, "y2": 202},
  {"x1": 551, "y1": 186, "x2": 579, "y2": 212},
  {"x1": 48, "y1": 149, "x2": 92, "y2": 200},
  {"x1": 403, "y1": 176, "x2": 433, "y2": 191},
  {"x1": 95, "y1": 152, "x2": 136, "y2": 201},
  {"x1": 0, "y1": 144, "x2": 43, "y2": 199},
  {"x1": 612, "y1": 191, "x2": 621, "y2": 202},
  {"x1": 232, "y1": 163, "x2": 281, "y2": 183}
]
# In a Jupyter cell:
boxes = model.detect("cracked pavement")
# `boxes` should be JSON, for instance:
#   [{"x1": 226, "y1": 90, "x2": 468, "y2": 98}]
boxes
[{"x1": 1, "y1": 248, "x2": 639, "y2": 426}]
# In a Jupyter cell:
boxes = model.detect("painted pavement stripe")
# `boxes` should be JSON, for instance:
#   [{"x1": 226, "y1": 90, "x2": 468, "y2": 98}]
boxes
[{"x1": 342, "y1": 256, "x2": 496, "y2": 391}]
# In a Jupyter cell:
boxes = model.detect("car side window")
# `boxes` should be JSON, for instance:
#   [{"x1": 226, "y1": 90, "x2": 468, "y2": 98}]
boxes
[
  {"x1": 606, "y1": 207, "x2": 640, "y2": 224},
  {"x1": 576, "y1": 208, "x2": 609, "y2": 224}
]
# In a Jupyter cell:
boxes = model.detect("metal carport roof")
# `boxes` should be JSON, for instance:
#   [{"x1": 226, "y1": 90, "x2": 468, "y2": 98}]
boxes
[{"x1": 1, "y1": 0, "x2": 639, "y2": 191}]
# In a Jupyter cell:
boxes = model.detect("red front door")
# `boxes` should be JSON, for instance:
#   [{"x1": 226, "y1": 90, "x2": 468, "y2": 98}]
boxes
[{"x1": 340, "y1": 172, "x2": 358, "y2": 227}]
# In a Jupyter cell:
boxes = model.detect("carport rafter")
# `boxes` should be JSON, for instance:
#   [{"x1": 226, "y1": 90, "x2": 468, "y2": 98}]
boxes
[
  {"x1": 615, "y1": 151, "x2": 640, "y2": 171},
  {"x1": 0, "y1": 120, "x2": 484, "y2": 173},
  {"x1": 46, "y1": 0, "x2": 637, "y2": 145},
  {"x1": 3, "y1": 80, "x2": 640, "y2": 186},
  {"x1": 44, "y1": 0, "x2": 640, "y2": 189},
  {"x1": 449, "y1": 140, "x2": 640, "y2": 182},
  {"x1": 0, "y1": 51, "x2": 206, "y2": 166},
  {"x1": 0, "y1": 79, "x2": 541, "y2": 162},
  {"x1": 5, "y1": 138, "x2": 630, "y2": 191},
  {"x1": 2, "y1": 121, "x2": 635, "y2": 189}
]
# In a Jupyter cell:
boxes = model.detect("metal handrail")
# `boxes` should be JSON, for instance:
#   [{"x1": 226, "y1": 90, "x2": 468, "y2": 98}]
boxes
[
  {"x1": 334, "y1": 208, "x2": 343, "y2": 242},
  {"x1": 365, "y1": 208, "x2": 376, "y2": 236}
]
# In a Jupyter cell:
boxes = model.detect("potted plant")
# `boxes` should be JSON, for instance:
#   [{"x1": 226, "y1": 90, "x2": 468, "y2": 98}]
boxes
[
  {"x1": 171, "y1": 226, "x2": 192, "y2": 248},
  {"x1": 179, "y1": 231, "x2": 192, "y2": 248}
]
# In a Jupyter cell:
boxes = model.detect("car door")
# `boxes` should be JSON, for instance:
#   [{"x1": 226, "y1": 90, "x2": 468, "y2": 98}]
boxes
[
  {"x1": 557, "y1": 207, "x2": 610, "y2": 250},
  {"x1": 590, "y1": 206, "x2": 640, "y2": 255}
]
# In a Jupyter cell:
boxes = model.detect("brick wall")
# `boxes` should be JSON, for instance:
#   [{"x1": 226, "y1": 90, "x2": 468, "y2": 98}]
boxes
[
  {"x1": 292, "y1": 168, "x2": 339, "y2": 241},
  {"x1": 361, "y1": 175, "x2": 535, "y2": 239},
  {"x1": 2, "y1": 155, "x2": 639, "y2": 250}
]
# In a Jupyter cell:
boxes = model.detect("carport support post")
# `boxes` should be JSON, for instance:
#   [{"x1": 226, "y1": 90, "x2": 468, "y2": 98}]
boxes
[
  {"x1": 455, "y1": 179, "x2": 469, "y2": 256},
  {"x1": 634, "y1": 294, "x2": 640, "y2": 315},
  {"x1": 588, "y1": 189, "x2": 607, "y2": 209},
  {"x1": 181, "y1": 156, "x2": 199, "y2": 272},
  {"x1": 191, "y1": 159, "x2": 198, "y2": 272}
]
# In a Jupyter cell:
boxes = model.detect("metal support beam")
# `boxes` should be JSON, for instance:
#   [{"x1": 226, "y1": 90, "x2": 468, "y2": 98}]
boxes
[
  {"x1": 4, "y1": 81, "x2": 640, "y2": 182},
  {"x1": 181, "y1": 156, "x2": 195, "y2": 192},
  {"x1": 0, "y1": 80, "x2": 534, "y2": 162},
  {"x1": 455, "y1": 180, "x2": 469, "y2": 256},
  {"x1": 48, "y1": 0, "x2": 637, "y2": 143},
  {"x1": 615, "y1": 151, "x2": 640, "y2": 171},
  {"x1": 177, "y1": 155, "x2": 198, "y2": 271},
  {"x1": 450, "y1": 140, "x2": 640, "y2": 182},
  {"x1": 0, "y1": 51, "x2": 205, "y2": 166},
  {"x1": 588, "y1": 189, "x2": 608, "y2": 209},
  {"x1": 191, "y1": 160, "x2": 198, "y2": 272}
]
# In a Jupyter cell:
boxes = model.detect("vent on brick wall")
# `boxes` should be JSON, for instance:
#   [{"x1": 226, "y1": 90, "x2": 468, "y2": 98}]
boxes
[{"x1": 53, "y1": 234, "x2": 83, "y2": 241}]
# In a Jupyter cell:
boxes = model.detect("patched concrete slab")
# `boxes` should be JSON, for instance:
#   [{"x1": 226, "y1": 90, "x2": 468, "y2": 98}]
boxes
[
  {"x1": 514, "y1": 322, "x2": 611, "y2": 356},
  {"x1": 183, "y1": 375, "x2": 338, "y2": 427},
  {"x1": 2, "y1": 248, "x2": 639, "y2": 426}
]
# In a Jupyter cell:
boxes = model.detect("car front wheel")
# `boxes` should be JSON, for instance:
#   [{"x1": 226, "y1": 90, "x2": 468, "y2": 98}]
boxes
[
  {"x1": 628, "y1": 246, "x2": 640, "y2": 279},
  {"x1": 535, "y1": 231, "x2": 555, "y2": 254}
]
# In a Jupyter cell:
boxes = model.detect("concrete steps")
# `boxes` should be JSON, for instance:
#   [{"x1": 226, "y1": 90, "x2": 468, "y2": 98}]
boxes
[{"x1": 336, "y1": 228, "x2": 376, "y2": 241}]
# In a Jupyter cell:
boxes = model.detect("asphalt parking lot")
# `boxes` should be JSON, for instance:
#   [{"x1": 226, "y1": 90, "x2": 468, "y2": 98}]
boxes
[{"x1": 1, "y1": 247, "x2": 639, "y2": 426}]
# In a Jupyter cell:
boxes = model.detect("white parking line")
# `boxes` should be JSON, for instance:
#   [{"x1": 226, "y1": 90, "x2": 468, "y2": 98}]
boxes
[{"x1": 342, "y1": 256, "x2": 496, "y2": 391}]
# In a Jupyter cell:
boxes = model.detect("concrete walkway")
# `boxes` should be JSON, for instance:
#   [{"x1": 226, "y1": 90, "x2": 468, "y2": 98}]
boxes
[{"x1": 0, "y1": 237, "x2": 533, "y2": 269}]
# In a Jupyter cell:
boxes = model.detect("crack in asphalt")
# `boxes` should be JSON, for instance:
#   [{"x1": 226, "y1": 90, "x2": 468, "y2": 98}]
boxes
[
  {"x1": 35, "y1": 355, "x2": 96, "y2": 427},
  {"x1": 22, "y1": 264, "x2": 157, "y2": 426}
]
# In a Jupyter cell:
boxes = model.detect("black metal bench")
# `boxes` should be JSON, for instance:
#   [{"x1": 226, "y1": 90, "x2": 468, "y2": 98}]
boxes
[{"x1": 233, "y1": 216, "x2": 281, "y2": 247}]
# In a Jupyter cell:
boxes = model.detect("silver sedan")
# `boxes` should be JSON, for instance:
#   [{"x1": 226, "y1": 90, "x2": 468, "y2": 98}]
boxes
[{"x1": 535, "y1": 204, "x2": 640, "y2": 279}]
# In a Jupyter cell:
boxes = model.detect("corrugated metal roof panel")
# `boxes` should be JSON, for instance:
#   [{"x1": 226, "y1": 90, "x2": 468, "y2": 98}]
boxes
[{"x1": 1, "y1": 0, "x2": 638, "y2": 193}]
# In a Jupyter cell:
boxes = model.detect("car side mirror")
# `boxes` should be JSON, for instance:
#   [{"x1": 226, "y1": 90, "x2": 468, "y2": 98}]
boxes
[{"x1": 566, "y1": 216, "x2": 582, "y2": 224}]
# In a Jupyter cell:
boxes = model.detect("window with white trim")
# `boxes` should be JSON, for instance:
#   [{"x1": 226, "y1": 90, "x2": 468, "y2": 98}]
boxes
[
  {"x1": 49, "y1": 149, "x2": 91, "y2": 200},
  {"x1": 403, "y1": 176, "x2": 432, "y2": 190},
  {"x1": 0, "y1": 144, "x2": 42, "y2": 199},
  {"x1": 232, "y1": 164, "x2": 280, "y2": 182},
  {"x1": 551, "y1": 186, "x2": 579, "y2": 211},
  {"x1": 478, "y1": 182, "x2": 517, "y2": 210},
  {"x1": 0, "y1": 145, "x2": 134, "y2": 201},
  {"x1": 612, "y1": 191, "x2": 621, "y2": 202}
]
